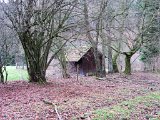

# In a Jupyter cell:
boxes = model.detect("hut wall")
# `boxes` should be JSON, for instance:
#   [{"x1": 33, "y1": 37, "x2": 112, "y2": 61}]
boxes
[{"x1": 80, "y1": 49, "x2": 98, "y2": 75}]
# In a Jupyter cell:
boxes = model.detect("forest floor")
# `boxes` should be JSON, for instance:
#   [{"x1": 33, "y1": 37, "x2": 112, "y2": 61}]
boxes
[{"x1": 0, "y1": 72, "x2": 160, "y2": 120}]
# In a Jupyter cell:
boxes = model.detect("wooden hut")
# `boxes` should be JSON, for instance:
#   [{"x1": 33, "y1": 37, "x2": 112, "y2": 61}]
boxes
[{"x1": 66, "y1": 46, "x2": 102, "y2": 76}]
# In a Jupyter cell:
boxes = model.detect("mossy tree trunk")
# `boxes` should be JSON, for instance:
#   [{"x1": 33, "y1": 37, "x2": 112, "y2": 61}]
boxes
[
  {"x1": 94, "y1": 47, "x2": 104, "y2": 77},
  {"x1": 112, "y1": 52, "x2": 119, "y2": 73},
  {"x1": 0, "y1": 55, "x2": 5, "y2": 83},
  {"x1": 0, "y1": 66, "x2": 4, "y2": 84},
  {"x1": 24, "y1": 46, "x2": 47, "y2": 83},
  {"x1": 19, "y1": 32, "x2": 47, "y2": 83},
  {"x1": 28, "y1": 69, "x2": 46, "y2": 83},
  {"x1": 61, "y1": 60, "x2": 70, "y2": 79},
  {"x1": 107, "y1": 40, "x2": 113, "y2": 74},
  {"x1": 58, "y1": 49, "x2": 70, "y2": 79},
  {"x1": 123, "y1": 53, "x2": 132, "y2": 75}
]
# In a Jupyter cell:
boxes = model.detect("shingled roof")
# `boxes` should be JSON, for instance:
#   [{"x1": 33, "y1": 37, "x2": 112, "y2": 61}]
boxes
[{"x1": 65, "y1": 46, "x2": 91, "y2": 62}]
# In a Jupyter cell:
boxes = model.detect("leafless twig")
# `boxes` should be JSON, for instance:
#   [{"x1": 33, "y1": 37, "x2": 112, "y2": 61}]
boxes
[{"x1": 43, "y1": 100, "x2": 63, "y2": 120}]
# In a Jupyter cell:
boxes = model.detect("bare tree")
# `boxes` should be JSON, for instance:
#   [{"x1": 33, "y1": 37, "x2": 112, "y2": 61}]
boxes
[
  {"x1": 83, "y1": 0, "x2": 108, "y2": 77},
  {"x1": 1, "y1": 0, "x2": 77, "y2": 82},
  {"x1": 110, "y1": 0, "x2": 156, "y2": 74}
]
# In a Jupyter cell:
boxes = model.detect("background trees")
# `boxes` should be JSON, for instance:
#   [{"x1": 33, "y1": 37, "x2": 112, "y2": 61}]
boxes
[
  {"x1": 0, "y1": 0, "x2": 159, "y2": 82},
  {"x1": 0, "y1": 19, "x2": 18, "y2": 83},
  {"x1": 140, "y1": 0, "x2": 160, "y2": 71},
  {"x1": 102, "y1": 0, "x2": 159, "y2": 75}
]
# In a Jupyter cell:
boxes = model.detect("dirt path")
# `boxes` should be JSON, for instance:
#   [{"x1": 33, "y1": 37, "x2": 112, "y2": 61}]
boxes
[{"x1": 0, "y1": 72, "x2": 160, "y2": 120}]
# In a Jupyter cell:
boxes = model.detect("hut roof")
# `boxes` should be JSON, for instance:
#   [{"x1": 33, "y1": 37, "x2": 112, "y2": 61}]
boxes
[{"x1": 65, "y1": 46, "x2": 91, "y2": 62}]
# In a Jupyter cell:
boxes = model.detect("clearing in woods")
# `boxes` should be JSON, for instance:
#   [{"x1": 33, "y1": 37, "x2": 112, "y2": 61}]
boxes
[{"x1": 0, "y1": 72, "x2": 160, "y2": 120}]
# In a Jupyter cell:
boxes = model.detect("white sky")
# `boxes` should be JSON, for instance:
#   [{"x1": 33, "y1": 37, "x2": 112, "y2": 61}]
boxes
[{"x1": 0, "y1": 0, "x2": 9, "y2": 3}]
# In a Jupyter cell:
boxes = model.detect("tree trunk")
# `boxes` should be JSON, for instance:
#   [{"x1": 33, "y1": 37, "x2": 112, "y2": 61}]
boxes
[
  {"x1": 0, "y1": 55, "x2": 4, "y2": 83},
  {"x1": 94, "y1": 48, "x2": 101, "y2": 77},
  {"x1": 24, "y1": 49, "x2": 47, "y2": 83},
  {"x1": 108, "y1": 42, "x2": 113, "y2": 73},
  {"x1": 77, "y1": 64, "x2": 79, "y2": 81},
  {"x1": 19, "y1": 31, "x2": 49, "y2": 83},
  {"x1": 61, "y1": 63, "x2": 70, "y2": 78},
  {"x1": 28, "y1": 68, "x2": 46, "y2": 83},
  {"x1": 101, "y1": 22, "x2": 107, "y2": 77},
  {"x1": 59, "y1": 54, "x2": 70, "y2": 79},
  {"x1": 83, "y1": 0, "x2": 103, "y2": 78},
  {"x1": 112, "y1": 52, "x2": 119, "y2": 73},
  {"x1": 56, "y1": 41, "x2": 70, "y2": 79},
  {"x1": 0, "y1": 66, "x2": 4, "y2": 84},
  {"x1": 3, "y1": 66, "x2": 8, "y2": 83},
  {"x1": 124, "y1": 54, "x2": 132, "y2": 75},
  {"x1": 101, "y1": 45, "x2": 106, "y2": 77},
  {"x1": 93, "y1": 47, "x2": 103, "y2": 77}
]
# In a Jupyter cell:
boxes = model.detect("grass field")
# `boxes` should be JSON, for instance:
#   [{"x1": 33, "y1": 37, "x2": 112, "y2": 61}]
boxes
[
  {"x1": 93, "y1": 92, "x2": 160, "y2": 120},
  {"x1": 4, "y1": 66, "x2": 28, "y2": 81}
]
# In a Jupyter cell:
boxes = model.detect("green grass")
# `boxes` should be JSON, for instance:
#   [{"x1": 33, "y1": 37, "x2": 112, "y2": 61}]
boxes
[
  {"x1": 4, "y1": 66, "x2": 28, "y2": 81},
  {"x1": 93, "y1": 92, "x2": 160, "y2": 120}
]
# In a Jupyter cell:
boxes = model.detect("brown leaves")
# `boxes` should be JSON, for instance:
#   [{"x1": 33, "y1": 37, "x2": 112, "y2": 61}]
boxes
[{"x1": 0, "y1": 72, "x2": 160, "y2": 119}]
